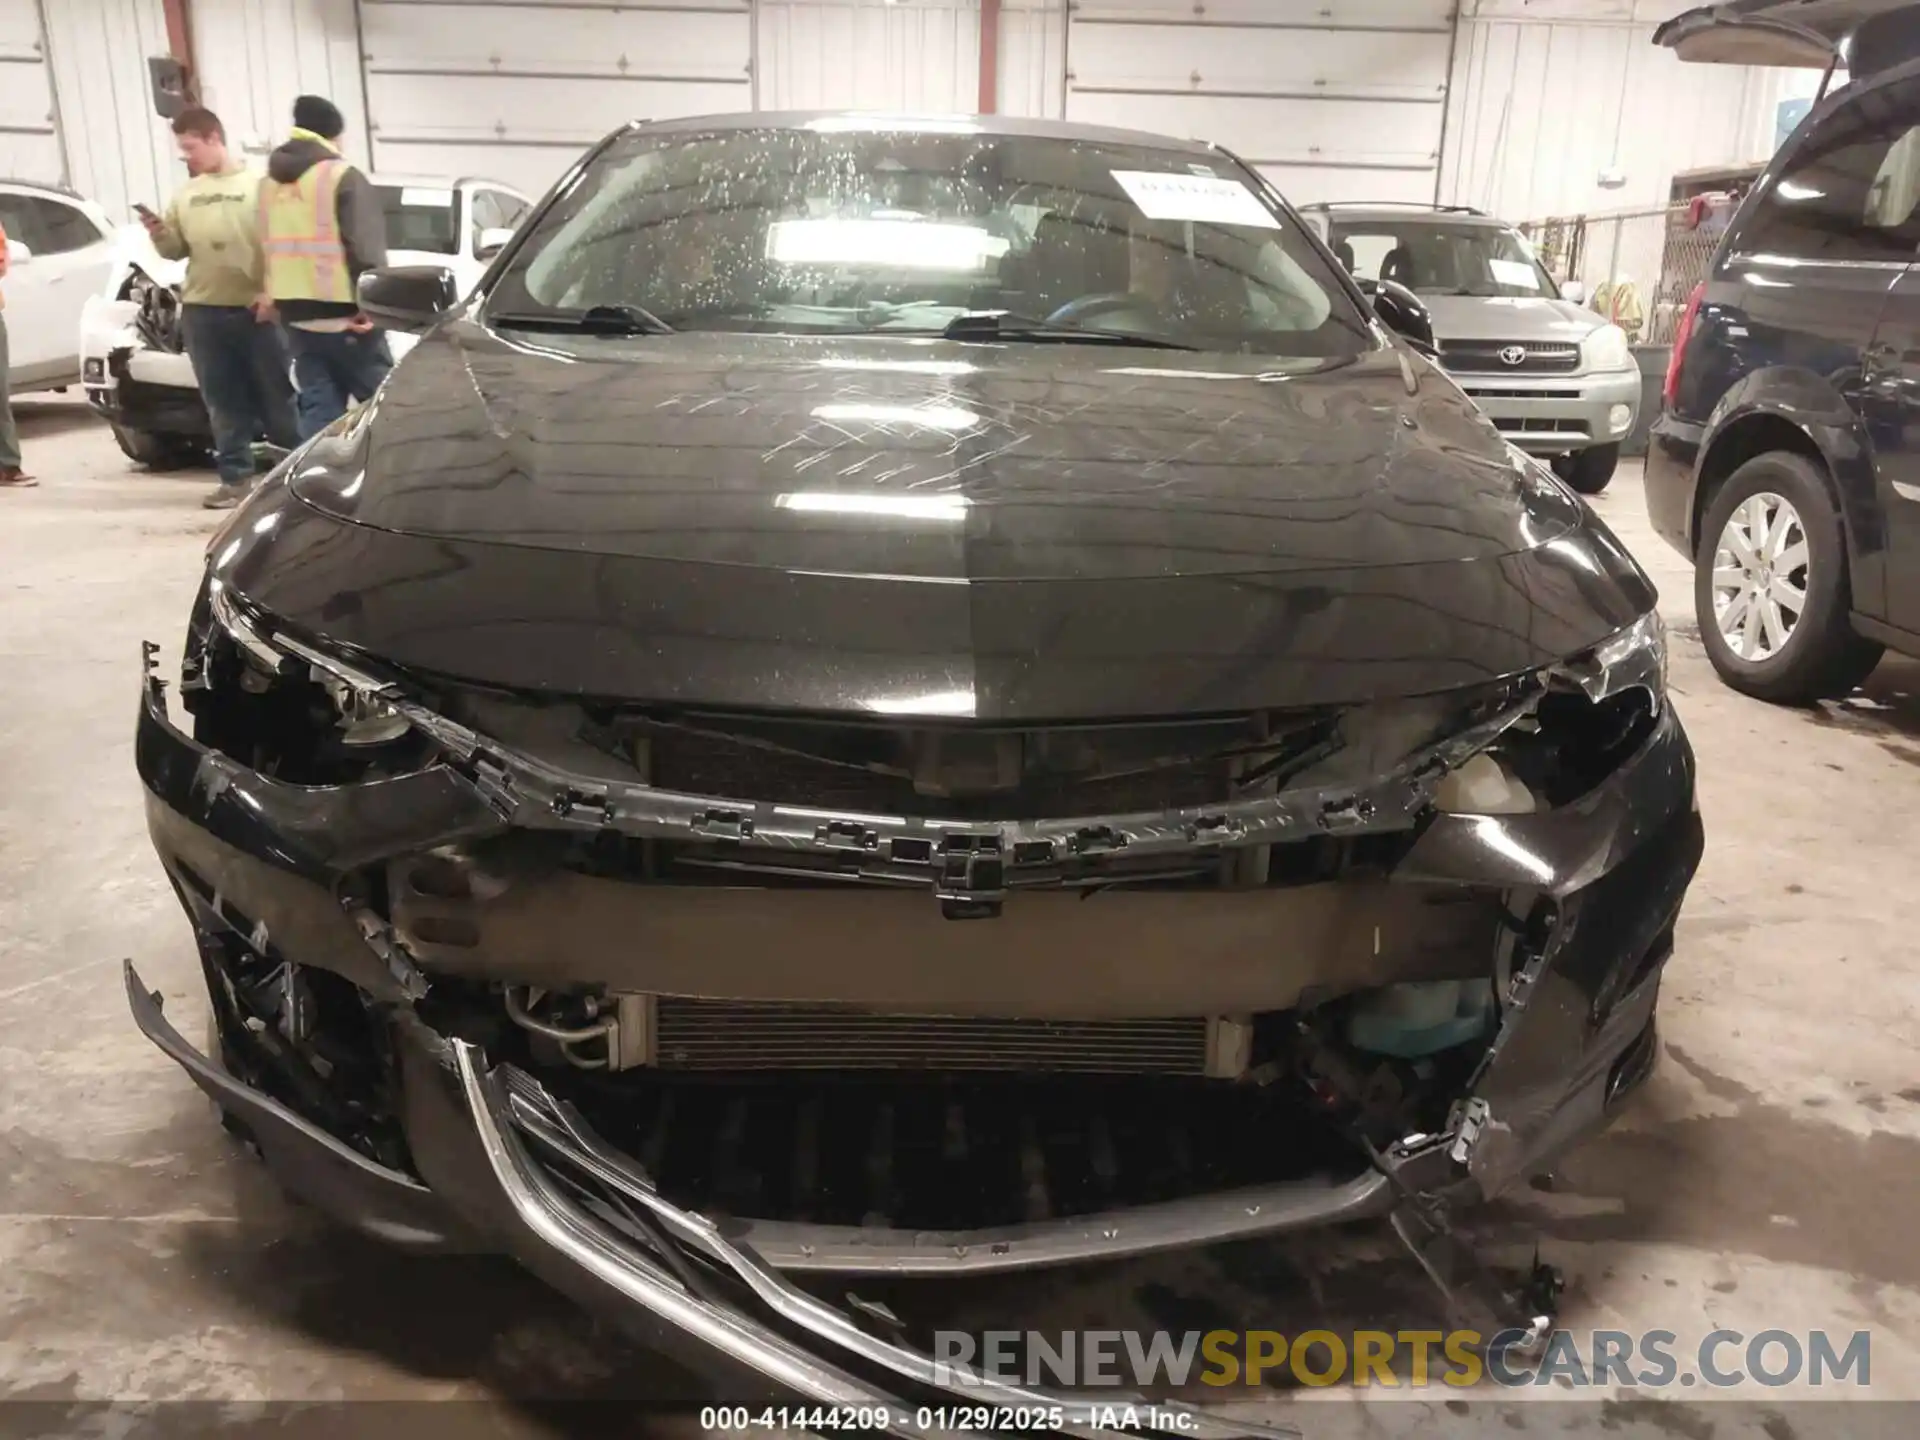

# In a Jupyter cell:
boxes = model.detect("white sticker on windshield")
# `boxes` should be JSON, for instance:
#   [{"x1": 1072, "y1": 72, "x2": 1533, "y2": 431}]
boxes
[
  {"x1": 401, "y1": 187, "x2": 454, "y2": 208},
  {"x1": 1110, "y1": 170, "x2": 1279, "y2": 229},
  {"x1": 1489, "y1": 258, "x2": 1538, "y2": 288}
]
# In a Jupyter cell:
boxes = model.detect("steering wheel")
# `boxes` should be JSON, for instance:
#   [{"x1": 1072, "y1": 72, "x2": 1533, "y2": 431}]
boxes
[{"x1": 1044, "y1": 292, "x2": 1158, "y2": 328}]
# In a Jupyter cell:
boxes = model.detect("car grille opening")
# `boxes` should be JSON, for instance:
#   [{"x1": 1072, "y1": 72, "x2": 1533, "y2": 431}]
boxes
[
  {"x1": 643, "y1": 718, "x2": 1255, "y2": 822},
  {"x1": 1458, "y1": 387, "x2": 1581, "y2": 401},
  {"x1": 651, "y1": 1001, "x2": 1216, "y2": 1075},
  {"x1": 542, "y1": 1067, "x2": 1360, "y2": 1230},
  {"x1": 1442, "y1": 340, "x2": 1580, "y2": 375},
  {"x1": 1488, "y1": 417, "x2": 1590, "y2": 436}
]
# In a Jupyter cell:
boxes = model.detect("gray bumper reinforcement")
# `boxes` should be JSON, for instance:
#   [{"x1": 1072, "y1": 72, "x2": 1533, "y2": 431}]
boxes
[{"x1": 455, "y1": 1041, "x2": 1297, "y2": 1438}]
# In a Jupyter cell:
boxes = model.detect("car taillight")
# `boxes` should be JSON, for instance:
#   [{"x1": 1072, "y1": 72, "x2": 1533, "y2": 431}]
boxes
[{"x1": 1663, "y1": 282, "x2": 1705, "y2": 409}]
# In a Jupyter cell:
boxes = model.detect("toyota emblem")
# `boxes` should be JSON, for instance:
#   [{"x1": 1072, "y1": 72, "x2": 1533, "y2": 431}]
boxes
[{"x1": 1498, "y1": 345, "x2": 1528, "y2": 366}]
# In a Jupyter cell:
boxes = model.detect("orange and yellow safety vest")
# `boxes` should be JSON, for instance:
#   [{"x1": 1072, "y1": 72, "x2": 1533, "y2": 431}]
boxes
[{"x1": 259, "y1": 159, "x2": 354, "y2": 304}]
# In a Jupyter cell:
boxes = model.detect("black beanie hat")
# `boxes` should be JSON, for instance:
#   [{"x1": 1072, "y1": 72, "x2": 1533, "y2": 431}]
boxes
[{"x1": 292, "y1": 94, "x2": 345, "y2": 140}]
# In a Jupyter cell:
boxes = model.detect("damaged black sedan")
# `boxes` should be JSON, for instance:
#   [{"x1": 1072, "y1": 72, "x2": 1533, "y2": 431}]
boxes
[{"x1": 130, "y1": 113, "x2": 1700, "y2": 1423}]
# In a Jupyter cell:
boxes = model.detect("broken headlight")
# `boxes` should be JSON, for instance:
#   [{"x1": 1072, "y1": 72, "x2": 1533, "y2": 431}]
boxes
[
  {"x1": 1565, "y1": 608, "x2": 1667, "y2": 711},
  {"x1": 1436, "y1": 612, "x2": 1665, "y2": 817},
  {"x1": 194, "y1": 581, "x2": 426, "y2": 780},
  {"x1": 320, "y1": 674, "x2": 413, "y2": 747},
  {"x1": 1492, "y1": 612, "x2": 1666, "y2": 811}
]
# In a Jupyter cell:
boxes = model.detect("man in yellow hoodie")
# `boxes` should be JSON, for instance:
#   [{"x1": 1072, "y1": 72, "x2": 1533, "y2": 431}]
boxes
[{"x1": 141, "y1": 107, "x2": 298, "y2": 508}]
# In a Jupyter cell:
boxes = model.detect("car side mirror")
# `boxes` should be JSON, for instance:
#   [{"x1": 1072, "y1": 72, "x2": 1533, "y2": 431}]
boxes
[
  {"x1": 475, "y1": 226, "x2": 515, "y2": 261},
  {"x1": 357, "y1": 265, "x2": 458, "y2": 334},
  {"x1": 1560, "y1": 279, "x2": 1586, "y2": 304},
  {"x1": 1357, "y1": 276, "x2": 1438, "y2": 359},
  {"x1": 4, "y1": 238, "x2": 31, "y2": 265}
]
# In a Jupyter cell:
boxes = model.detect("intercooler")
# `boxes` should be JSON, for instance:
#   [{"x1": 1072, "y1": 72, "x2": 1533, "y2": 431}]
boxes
[{"x1": 646, "y1": 999, "x2": 1246, "y2": 1077}]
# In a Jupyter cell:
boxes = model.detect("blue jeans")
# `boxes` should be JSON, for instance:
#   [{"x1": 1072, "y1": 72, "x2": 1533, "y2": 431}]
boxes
[
  {"x1": 285, "y1": 326, "x2": 394, "y2": 440},
  {"x1": 179, "y1": 305, "x2": 299, "y2": 487}
]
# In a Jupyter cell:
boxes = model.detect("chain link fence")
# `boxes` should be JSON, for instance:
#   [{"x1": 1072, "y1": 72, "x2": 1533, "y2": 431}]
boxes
[{"x1": 1517, "y1": 201, "x2": 1733, "y2": 346}]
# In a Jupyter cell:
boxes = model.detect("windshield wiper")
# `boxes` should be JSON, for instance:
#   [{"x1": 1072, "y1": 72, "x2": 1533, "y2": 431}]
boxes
[
  {"x1": 940, "y1": 310, "x2": 1200, "y2": 351},
  {"x1": 490, "y1": 303, "x2": 675, "y2": 336}
]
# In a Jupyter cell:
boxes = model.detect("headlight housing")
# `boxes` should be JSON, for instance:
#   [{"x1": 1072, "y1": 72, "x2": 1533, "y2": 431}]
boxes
[
  {"x1": 1580, "y1": 322, "x2": 1633, "y2": 373},
  {"x1": 1571, "y1": 608, "x2": 1667, "y2": 709},
  {"x1": 1439, "y1": 611, "x2": 1666, "y2": 816},
  {"x1": 195, "y1": 581, "x2": 425, "y2": 779}
]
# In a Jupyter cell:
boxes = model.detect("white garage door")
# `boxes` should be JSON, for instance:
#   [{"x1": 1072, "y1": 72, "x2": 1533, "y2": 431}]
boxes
[
  {"x1": 357, "y1": 0, "x2": 754, "y2": 199},
  {"x1": 0, "y1": 5, "x2": 61, "y2": 183},
  {"x1": 1064, "y1": 0, "x2": 1454, "y2": 207}
]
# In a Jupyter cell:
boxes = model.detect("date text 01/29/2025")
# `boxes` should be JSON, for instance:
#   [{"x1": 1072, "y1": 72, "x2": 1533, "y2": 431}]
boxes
[{"x1": 697, "y1": 1406, "x2": 1207, "y2": 1432}]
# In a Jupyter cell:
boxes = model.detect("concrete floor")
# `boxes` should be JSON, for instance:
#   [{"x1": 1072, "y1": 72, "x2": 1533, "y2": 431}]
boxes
[{"x1": 2, "y1": 394, "x2": 1917, "y2": 1436}]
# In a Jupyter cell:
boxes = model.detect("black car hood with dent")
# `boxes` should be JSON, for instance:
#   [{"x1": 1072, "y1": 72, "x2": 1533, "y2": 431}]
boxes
[{"x1": 218, "y1": 322, "x2": 1655, "y2": 720}]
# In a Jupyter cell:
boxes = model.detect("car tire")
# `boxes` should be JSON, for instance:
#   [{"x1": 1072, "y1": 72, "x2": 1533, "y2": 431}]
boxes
[
  {"x1": 111, "y1": 423, "x2": 202, "y2": 471},
  {"x1": 1694, "y1": 451, "x2": 1882, "y2": 704},
  {"x1": 1552, "y1": 442, "x2": 1619, "y2": 495}
]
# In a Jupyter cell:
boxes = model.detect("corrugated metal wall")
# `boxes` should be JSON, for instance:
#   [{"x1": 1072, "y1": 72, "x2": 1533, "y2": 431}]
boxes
[
  {"x1": 41, "y1": 0, "x2": 177, "y2": 220},
  {"x1": 999, "y1": 0, "x2": 1067, "y2": 119},
  {"x1": 192, "y1": 0, "x2": 371, "y2": 167},
  {"x1": 0, "y1": 1, "x2": 62, "y2": 182},
  {"x1": 1064, "y1": 1, "x2": 1458, "y2": 204},
  {"x1": 1440, "y1": 0, "x2": 1821, "y2": 220},
  {"x1": 757, "y1": 0, "x2": 981, "y2": 113},
  {"x1": 753, "y1": 1, "x2": 1064, "y2": 117}
]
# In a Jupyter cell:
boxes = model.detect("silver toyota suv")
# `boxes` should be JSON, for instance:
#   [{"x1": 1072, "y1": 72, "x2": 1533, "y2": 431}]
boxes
[{"x1": 1301, "y1": 201, "x2": 1640, "y2": 494}]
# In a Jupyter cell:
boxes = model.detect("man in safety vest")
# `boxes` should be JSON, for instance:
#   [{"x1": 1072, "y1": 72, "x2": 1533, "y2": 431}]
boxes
[{"x1": 260, "y1": 95, "x2": 391, "y2": 438}]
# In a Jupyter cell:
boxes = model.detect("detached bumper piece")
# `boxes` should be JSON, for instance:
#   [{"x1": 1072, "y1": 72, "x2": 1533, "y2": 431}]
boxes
[
  {"x1": 125, "y1": 963, "x2": 1286, "y2": 1438},
  {"x1": 129, "y1": 603, "x2": 1700, "y2": 1418}
]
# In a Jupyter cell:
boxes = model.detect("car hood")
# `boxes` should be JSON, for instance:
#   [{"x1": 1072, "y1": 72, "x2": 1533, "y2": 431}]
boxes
[
  {"x1": 291, "y1": 323, "x2": 1586, "y2": 581},
  {"x1": 106, "y1": 222, "x2": 184, "y2": 294},
  {"x1": 220, "y1": 324, "x2": 1655, "y2": 719},
  {"x1": 1417, "y1": 295, "x2": 1599, "y2": 344}
]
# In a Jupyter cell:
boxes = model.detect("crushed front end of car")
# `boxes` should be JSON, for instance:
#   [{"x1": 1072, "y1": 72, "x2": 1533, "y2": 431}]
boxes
[
  {"x1": 131, "y1": 501, "x2": 1698, "y2": 1422},
  {"x1": 80, "y1": 236, "x2": 210, "y2": 463}
]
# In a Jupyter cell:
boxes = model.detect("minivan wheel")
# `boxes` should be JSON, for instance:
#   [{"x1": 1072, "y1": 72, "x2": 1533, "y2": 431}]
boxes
[
  {"x1": 1552, "y1": 442, "x2": 1619, "y2": 494},
  {"x1": 1695, "y1": 451, "x2": 1882, "y2": 703}
]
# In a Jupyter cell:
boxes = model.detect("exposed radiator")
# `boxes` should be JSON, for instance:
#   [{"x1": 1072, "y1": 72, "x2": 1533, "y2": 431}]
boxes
[{"x1": 649, "y1": 999, "x2": 1237, "y2": 1076}]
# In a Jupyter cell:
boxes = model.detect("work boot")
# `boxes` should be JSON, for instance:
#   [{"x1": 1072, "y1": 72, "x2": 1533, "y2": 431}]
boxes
[
  {"x1": 0, "y1": 466, "x2": 35, "y2": 488},
  {"x1": 202, "y1": 483, "x2": 247, "y2": 510}
]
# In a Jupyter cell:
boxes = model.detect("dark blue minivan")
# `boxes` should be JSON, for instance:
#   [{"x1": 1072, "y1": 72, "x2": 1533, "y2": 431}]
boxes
[{"x1": 1648, "y1": 0, "x2": 1920, "y2": 701}]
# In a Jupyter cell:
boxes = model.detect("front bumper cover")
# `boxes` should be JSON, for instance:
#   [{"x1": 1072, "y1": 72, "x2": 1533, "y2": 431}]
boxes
[
  {"x1": 80, "y1": 296, "x2": 207, "y2": 436},
  {"x1": 129, "y1": 649, "x2": 1700, "y2": 1417},
  {"x1": 1453, "y1": 368, "x2": 1640, "y2": 454}
]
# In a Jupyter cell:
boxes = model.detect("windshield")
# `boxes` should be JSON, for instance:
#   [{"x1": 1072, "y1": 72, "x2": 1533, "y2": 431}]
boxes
[
  {"x1": 484, "y1": 125, "x2": 1372, "y2": 356},
  {"x1": 375, "y1": 183, "x2": 459, "y2": 256},
  {"x1": 1326, "y1": 219, "x2": 1558, "y2": 299}
]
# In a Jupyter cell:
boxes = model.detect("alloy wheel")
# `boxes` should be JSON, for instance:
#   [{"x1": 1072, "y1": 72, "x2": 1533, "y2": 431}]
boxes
[{"x1": 1710, "y1": 490, "x2": 1809, "y2": 661}]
